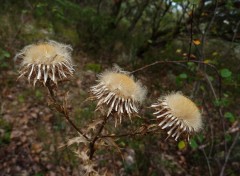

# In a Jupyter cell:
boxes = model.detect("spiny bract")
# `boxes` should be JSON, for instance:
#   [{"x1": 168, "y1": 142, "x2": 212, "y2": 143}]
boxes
[{"x1": 91, "y1": 66, "x2": 147, "y2": 126}]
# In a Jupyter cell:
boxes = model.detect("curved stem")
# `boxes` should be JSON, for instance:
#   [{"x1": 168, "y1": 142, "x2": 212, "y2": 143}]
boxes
[
  {"x1": 131, "y1": 59, "x2": 222, "y2": 99},
  {"x1": 46, "y1": 80, "x2": 89, "y2": 140},
  {"x1": 220, "y1": 131, "x2": 240, "y2": 176}
]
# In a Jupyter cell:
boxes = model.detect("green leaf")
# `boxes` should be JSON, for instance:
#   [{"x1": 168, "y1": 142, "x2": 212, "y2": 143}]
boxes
[
  {"x1": 187, "y1": 62, "x2": 194, "y2": 67},
  {"x1": 214, "y1": 98, "x2": 229, "y2": 107},
  {"x1": 220, "y1": 68, "x2": 232, "y2": 78},
  {"x1": 179, "y1": 73, "x2": 187, "y2": 79},
  {"x1": 189, "y1": 139, "x2": 198, "y2": 149},
  {"x1": 224, "y1": 112, "x2": 235, "y2": 123},
  {"x1": 85, "y1": 63, "x2": 101, "y2": 73},
  {"x1": 178, "y1": 140, "x2": 186, "y2": 150},
  {"x1": 197, "y1": 133, "x2": 204, "y2": 143},
  {"x1": 3, "y1": 51, "x2": 10, "y2": 58},
  {"x1": 224, "y1": 134, "x2": 232, "y2": 142}
]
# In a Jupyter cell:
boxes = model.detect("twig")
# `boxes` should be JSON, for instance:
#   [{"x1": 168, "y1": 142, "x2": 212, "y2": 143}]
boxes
[
  {"x1": 203, "y1": 97, "x2": 215, "y2": 158},
  {"x1": 203, "y1": 72, "x2": 217, "y2": 99},
  {"x1": 96, "y1": 0, "x2": 102, "y2": 14},
  {"x1": 100, "y1": 127, "x2": 160, "y2": 138},
  {"x1": 200, "y1": 0, "x2": 218, "y2": 60},
  {"x1": 200, "y1": 148, "x2": 213, "y2": 176},
  {"x1": 231, "y1": 20, "x2": 240, "y2": 43},
  {"x1": 209, "y1": 123, "x2": 214, "y2": 158},
  {"x1": 128, "y1": 0, "x2": 149, "y2": 33},
  {"x1": 45, "y1": 80, "x2": 89, "y2": 140},
  {"x1": 220, "y1": 131, "x2": 240, "y2": 176},
  {"x1": 89, "y1": 115, "x2": 109, "y2": 160},
  {"x1": 222, "y1": 20, "x2": 240, "y2": 60},
  {"x1": 131, "y1": 59, "x2": 222, "y2": 99},
  {"x1": 188, "y1": 4, "x2": 194, "y2": 61}
]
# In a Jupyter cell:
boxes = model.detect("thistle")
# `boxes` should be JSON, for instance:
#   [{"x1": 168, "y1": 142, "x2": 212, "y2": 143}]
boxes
[
  {"x1": 91, "y1": 66, "x2": 147, "y2": 126},
  {"x1": 151, "y1": 92, "x2": 202, "y2": 141},
  {"x1": 15, "y1": 40, "x2": 74, "y2": 86}
]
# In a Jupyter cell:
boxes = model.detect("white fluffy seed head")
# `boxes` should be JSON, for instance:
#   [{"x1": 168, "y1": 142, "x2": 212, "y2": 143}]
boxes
[
  {"x1": 91, "y1": 66, "x2": 147, "y2": 125},
  {"x1": 151, "y1": 92, "x2": 202, "y2": 141},
  {"x1": 99, "y1": 70, "x2": 146, "y2": 103},
  {"x1": 164, "y1": 92, "x2": 202, "y2": 131},
  {"x1": 16, "y1": 40, "x2": 72, "y2": 65},
  {"x1": 15, "y1": 40, "x2": 74, "y2": 86}
]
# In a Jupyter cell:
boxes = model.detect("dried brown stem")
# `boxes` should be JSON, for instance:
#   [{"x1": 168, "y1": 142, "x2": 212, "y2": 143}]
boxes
[
  {"x1": 89, "y1": 115, "x2": 109, "y2": 160},
  {"x1": 131, "y1": 59, "x2": 222, "y2": 99},
  {"x1": 45, "y1": 80, "x2": 89, "y2": 140},
  {"x1": 100, "y1": 126, "x2": 160, "y2": 138}
]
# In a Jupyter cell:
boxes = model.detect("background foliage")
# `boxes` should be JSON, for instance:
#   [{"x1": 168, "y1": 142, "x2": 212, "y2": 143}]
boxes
[{"x1": 0, "y1": 0, "x2": 239, "y2": 175}]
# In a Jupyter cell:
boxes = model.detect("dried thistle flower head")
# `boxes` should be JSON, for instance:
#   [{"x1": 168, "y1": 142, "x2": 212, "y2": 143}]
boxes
[
  {"x1": 91, "y1": 65, "x2": 147, "y2": 125},
  {"x1": 151, "y1": 92, "x2": 202, "y2": 141},
  {"x1": 15, "y1": 40, "x2": 74, "y2": 86}
]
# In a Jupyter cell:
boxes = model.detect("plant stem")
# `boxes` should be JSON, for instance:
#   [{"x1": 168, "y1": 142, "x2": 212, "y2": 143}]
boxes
[
  {"x1": 131, "y1": 59, "x2": 222, "y2": 99},
  {"x1": 89, "y1": 115, "x2": 109, "y2": 160},
  {"x1": 100, "y1": 127, "x2": 160, "y2": 138},
  {"x1": 45, "y1": 80, "x2": 89, "y2": 140},
  {"x1": 220, "y1": 131, "x2": 240, "y2": 176}
]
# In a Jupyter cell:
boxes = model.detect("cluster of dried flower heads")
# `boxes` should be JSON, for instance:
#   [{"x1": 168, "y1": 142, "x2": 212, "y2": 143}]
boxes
[{"x1": 15, "y1": 40, "x2": 203, "y2": 141}]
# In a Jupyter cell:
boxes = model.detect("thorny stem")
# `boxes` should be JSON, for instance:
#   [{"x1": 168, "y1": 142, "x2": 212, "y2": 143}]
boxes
[
  {"x1": 100, "y1": 127, "x2": 160, "y2": 138},
  {"x1": 131, "y1": 59, "x2": 222, "y2": 99},
  {"x1": 46, "y1": 80, "x2": 56, "y2": 102},
  {"x1": 45, "y1": 80, "x2": 89, "y2": 140},
  {"x1": 89, "y1": 115, "x2": 109, "y2": 160},
  {"x1": 88, "y1": 116, "x2": 160, "y2": 159}
]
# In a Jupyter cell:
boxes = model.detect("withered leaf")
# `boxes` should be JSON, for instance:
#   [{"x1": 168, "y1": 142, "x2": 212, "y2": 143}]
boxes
[
  {"x1": 102, "y1": 138, "x2": 123, "y2": 159},
  {"x1": 193, "y1": 39, "x2": 201, "y2": 45},
  {"x1": 67, "y1": 135, "x2": 88, "y2": 146},
  {"x1": 87, "y1": 119, "x2": 103, "y2": 131}
]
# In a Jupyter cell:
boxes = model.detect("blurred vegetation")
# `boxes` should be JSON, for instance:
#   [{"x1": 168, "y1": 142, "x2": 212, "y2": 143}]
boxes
[{"x1": 0, "y1": 0, "x2": 240, "y2": 175}]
